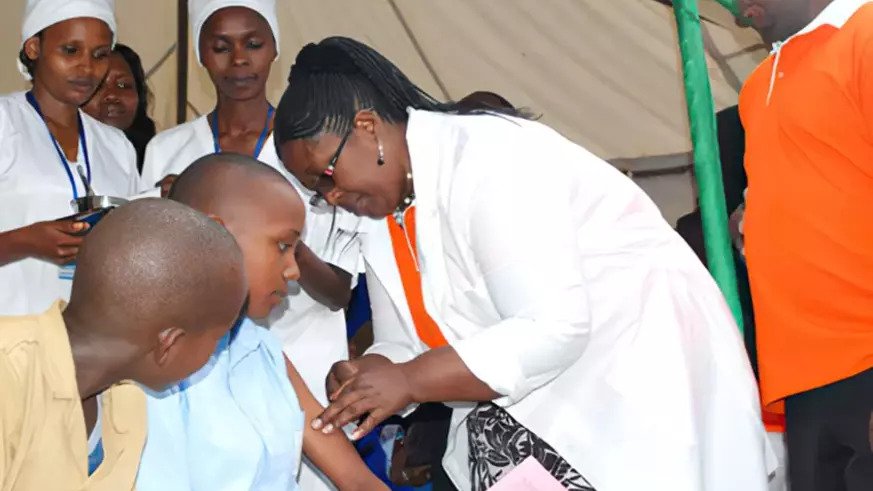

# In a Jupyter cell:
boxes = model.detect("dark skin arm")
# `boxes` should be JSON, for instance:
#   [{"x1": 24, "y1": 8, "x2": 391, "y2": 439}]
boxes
[
  {"x1": 0, "y1": 220, "x2": 88, "y2": 267},
  {"x1": 314, "y1": 348, "x2": 499, "y2": 440},
  {"x1": 295, "y1": 242, "x2": 352, "y2": 311},
  {"x1": 284, "y1": 356, "x2": 388, "y2": 491},
  {"x1": 0, "y1": 228, "x2": 30, "y2": 267}
]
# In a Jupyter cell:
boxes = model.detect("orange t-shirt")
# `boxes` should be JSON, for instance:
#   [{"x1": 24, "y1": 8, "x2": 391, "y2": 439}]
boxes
[
  {"x1": 387, "y1": 206, "x2": 448, "y2": 349},
  {"x1": 739, "y1": 4, "x2": 873, "y2": 413}
]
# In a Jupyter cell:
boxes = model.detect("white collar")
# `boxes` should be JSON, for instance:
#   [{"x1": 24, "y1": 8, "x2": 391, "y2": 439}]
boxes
[
  {"x1": 791, "y1": 0, "x2": 872, "y2": 39},
  {"x1": 764, "y1": 0, "x2": 871, "y2": 105}
]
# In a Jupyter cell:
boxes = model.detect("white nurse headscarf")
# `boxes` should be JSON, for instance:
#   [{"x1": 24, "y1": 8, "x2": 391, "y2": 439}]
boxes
[
  {"x1": 189, "y1": 0, "x2": 280, "y2": 66},
  {"x1": 18, "y1": 0, "x2": 117, "y2": 80}
]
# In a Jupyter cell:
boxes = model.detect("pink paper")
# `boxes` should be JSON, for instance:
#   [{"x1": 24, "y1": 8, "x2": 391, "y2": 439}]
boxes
[{"x1": 487, "y1": 457, "x2": 568, "y2": 490}]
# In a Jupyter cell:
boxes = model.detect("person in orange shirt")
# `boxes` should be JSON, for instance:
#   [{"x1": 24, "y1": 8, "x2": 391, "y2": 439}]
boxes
[{"x1": 737, "y1": 1, "x2": 873, "y2": 489}]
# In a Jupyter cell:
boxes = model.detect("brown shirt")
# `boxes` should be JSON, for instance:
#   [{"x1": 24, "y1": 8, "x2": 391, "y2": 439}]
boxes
[{"x1": 0, "y1": 302, "x2": 146, "y2": 490}]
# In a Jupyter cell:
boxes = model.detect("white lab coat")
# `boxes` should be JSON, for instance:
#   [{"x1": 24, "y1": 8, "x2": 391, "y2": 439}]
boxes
[
  {"x1": 364, "y1": 109, "x2": 774, "y2": 490},
  {"x1": 361, "y1": 218, "x2": 427, "y2": 364},
  {"x1": 0, "y1": 91, "x2": 139, "y2": 316},
  {"x1": 142, "y1": 116, "x2": 362, "y2": 491}
]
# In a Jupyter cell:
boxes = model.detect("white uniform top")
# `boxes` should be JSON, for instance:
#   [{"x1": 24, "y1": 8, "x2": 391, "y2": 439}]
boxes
[
  {"x1": 364, "y1": 109, "x2": 776, "y2": 491},
  {"x1": 0, "y1": 91, "x2": 139, "y2": 316}
]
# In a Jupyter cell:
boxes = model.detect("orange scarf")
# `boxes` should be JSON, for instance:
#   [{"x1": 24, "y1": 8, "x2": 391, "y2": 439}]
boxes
[{"x1": 387, "y1": 206, "x2": 448, "y2": 349}]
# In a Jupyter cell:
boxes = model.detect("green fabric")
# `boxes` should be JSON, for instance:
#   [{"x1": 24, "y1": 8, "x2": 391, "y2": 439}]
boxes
[{"x1": 673, "y1": 0, "x2": 744, "y2": 332}]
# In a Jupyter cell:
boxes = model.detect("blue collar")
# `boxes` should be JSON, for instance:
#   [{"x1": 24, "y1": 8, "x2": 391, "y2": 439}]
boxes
[{"x1": 177, "y1": 316, "x2": 263, "y2": 391}]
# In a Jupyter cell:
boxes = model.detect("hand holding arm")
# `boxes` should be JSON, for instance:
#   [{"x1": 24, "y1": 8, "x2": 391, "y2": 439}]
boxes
[
  {"x1": 284, "y1": 355, "x2": 388, "y2": 491},
  {"x1": 314, "y1": 347, "x2": 499, "y2": 440}
]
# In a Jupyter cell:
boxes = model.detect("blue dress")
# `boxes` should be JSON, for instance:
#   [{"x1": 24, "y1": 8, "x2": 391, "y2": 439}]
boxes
[{"x1": 136, "y1": 318, "x2": 304, "y2": 490}]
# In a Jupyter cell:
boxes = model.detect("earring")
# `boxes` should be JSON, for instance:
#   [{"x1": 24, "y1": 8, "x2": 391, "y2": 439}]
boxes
[{"x1": 377, "y1": 139, "x2": 385, "y2": 166}]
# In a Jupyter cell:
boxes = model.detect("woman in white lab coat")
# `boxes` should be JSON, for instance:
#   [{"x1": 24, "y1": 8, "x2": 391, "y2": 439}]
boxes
[
  {"x1": 0, "y1": 0, "x2": 139, "y2": 316},
  {"x1": 274, "y1": 37, "x2": 774, "y2": 491},
  {"x1": 140, "y1": 2, "x2": 361, "y2": 489}
]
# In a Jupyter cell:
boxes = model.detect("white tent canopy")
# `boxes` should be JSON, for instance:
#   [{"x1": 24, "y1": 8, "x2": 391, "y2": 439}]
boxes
[{"x1": 0, "y1": 0, "x2": 765, "y2": 222}]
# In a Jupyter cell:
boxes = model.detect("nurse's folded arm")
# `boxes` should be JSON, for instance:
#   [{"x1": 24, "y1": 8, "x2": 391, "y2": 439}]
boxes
[
  {"x1": 294, "y1": 241, "x2": 353, "y2": 311},
  {"x1": 0, "y1": 218, "x2": 88, "y2": 267}
]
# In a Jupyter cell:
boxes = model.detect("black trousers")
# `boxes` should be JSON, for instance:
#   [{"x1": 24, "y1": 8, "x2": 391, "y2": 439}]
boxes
[{"x1": 786, "y1": 367, "x2": 873, "y2": 491}]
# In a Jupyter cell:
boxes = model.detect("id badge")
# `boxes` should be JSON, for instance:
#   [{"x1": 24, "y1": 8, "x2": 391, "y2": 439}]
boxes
[{"x1": 59, "y1": 262, "x2": 76, "y2": 281}]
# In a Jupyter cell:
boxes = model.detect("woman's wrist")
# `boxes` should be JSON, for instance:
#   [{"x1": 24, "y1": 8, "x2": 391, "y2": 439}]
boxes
[
  {"x1": 0, "y1": 226, "x2": 31, "y2": 265},
  {"x1": 398, "y1": 356, "x2": 428, "y2": 404}
]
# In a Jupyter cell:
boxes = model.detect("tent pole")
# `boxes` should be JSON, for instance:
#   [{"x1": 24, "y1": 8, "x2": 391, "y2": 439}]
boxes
[
  {"x1": 176, "y1": 0, "x2": 189, "y2": 125},
  {"x1": 672, "y1": 0, "x2": 745, "y2": 331}
]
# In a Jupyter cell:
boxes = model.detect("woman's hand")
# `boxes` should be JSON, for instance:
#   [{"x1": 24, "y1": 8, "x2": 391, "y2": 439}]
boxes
[
  {"x1": 317, "y1": 347, "x2": 500, "y2": 442},
  {"x1": 284, "y1": 355, "x2": 389, "y2": 491},
  {"x1": 317, "y1": 348, "x2": 500, "y2": 442},
  {"x1": 0, "y1": 219, "x2": 88, "y2": 266},
  {"x1": 325, "y1": 354, "x2": 391, "y2": 397},
  {"x1": 316, "y1": 355, "x2": 414, "y2": 440}
]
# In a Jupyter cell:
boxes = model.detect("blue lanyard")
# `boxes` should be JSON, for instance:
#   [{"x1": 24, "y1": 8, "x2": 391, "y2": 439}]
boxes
[
  {"x1": 88, "y1": 439, "x2": 104, "y2": 475},
  {"x1": 25, "y1": 91, "x2": 91, "y2": 200},
  {"x1": 210, "y1": 105, "x2": 274, "y2": 158}
]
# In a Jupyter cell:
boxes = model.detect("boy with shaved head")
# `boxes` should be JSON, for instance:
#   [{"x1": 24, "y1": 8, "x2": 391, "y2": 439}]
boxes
[
  {"x1": 137, "y1": 153, "x2": 385, "y2": 491},
  {"x1": 0, "y1": 199, "x2": 247, "y2": 490}
]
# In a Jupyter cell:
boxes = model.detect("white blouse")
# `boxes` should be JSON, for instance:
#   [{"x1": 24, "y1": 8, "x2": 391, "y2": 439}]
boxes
[{"x1": 0, "y1": 91, "x2": 139, "y2": 315}]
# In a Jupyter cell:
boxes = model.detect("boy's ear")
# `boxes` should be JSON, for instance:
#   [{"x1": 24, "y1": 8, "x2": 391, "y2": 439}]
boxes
[{"x1": 154, "y1": 327, "x2": 185, "y2": 367}]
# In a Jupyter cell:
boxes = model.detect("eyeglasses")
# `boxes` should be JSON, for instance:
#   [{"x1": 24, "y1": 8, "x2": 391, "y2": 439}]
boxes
[{"x1": 310, "y1": 131, "x2": 351, "y2": 207}]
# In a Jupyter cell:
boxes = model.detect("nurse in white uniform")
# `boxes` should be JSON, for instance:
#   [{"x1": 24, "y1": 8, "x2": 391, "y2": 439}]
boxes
[
  {"x1": 276, "y1": 37, "x2": 776, "y2": 491},
  {"x1": 0, "y1": 0, "x2": 139, "y2": 316},
  {"x1": 141, "y1": 2, "x2": 361, "y2": 489}
]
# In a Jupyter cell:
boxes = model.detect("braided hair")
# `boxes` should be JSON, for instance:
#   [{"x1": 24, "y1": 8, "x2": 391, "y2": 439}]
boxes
[
  {"x1": 274, "y1": 36, "x2": 528, "y2": 149},
  {"x1": 274, "y1": 37, "x2": 531, "y2": 247}
]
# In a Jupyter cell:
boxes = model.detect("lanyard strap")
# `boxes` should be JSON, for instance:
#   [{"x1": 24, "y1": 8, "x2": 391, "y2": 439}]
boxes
[
  {"x1": 210, "y1": 105, "x2": 275, "y2": 158},
  {"x1": 25, "y1": 91, "x2": 91, "y2": 200},
  {"x1": 387, "y1": 206, "x2": 449, "y2": 349}
]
